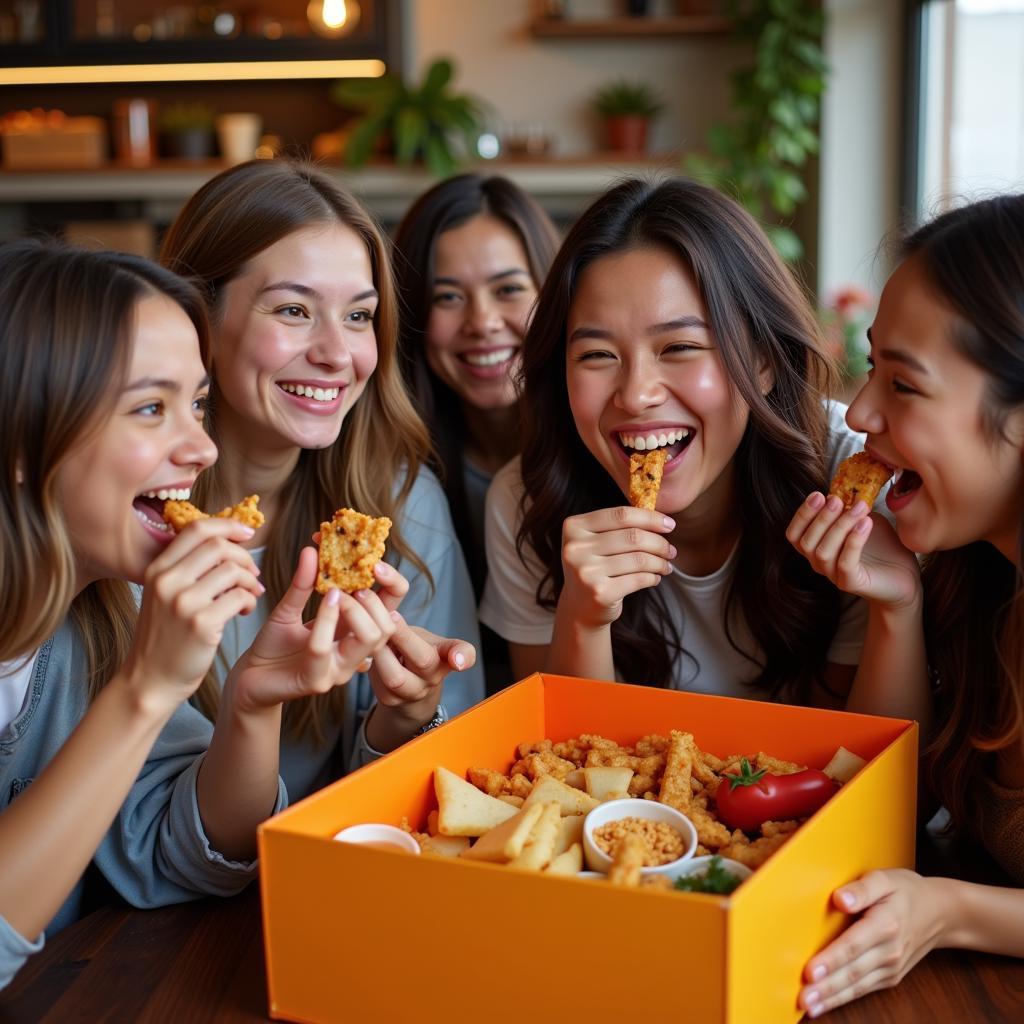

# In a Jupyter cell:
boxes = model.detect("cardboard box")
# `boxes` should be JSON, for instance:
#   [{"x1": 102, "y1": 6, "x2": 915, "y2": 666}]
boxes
[
  {"x1": 259, "y1": 675, "x2": 917, "y2": 1023},
  {"x1": 1, "y1": 116, "x2": 107, "y2": 169}
]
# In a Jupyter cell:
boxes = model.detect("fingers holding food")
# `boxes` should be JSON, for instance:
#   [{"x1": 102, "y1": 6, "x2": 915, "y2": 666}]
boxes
[
  {"x1": 164, "y1": 493, "x2": 266, "y2": 533},
  {"x1": 829, "y1": 452, "x2": 892, "y2": 510},
  {"x1": 317, "y1": 507, "x2": 391, "y2": 595}
]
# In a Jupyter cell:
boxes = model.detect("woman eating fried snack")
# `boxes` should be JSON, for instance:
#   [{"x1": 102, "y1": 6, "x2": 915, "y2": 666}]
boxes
[
  {"x1": 393, "y1": 174, "x2": 559, "y2": 692},
  {"x1": 160, "y1": 160, "x2": 484, "y2": 799},
  {"x1": 786, "y1": 194, "x2": 1024, "y2": 1016},
  {"x1": 0, "y1": 241, "x2": 289, "y2": 988},
  {"x1": 481, "y1": 177, "x2": 873, "y2": 709}
]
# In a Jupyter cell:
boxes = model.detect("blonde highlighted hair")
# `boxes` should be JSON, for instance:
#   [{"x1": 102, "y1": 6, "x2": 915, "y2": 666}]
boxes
[
  {"x1": 160, "y1": 160, "x2": 432, "y2": 743},
  {"x1": 0, "y1": 239, "x2": 211, "y2": 698}
]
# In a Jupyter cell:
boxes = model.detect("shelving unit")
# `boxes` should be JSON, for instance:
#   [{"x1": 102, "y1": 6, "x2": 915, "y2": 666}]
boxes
[{"x1": 528, "y1": 16, "x2": 733, "y2": 39}]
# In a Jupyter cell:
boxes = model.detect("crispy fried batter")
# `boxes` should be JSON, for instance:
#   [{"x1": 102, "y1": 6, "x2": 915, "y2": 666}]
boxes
[
  {"x1": 316, "y1": 507, "x2": 391, "y2": 594},
  {"x1": 163, "y1": 494, "x2": 266, "y2": 533},
  {"x1": 829, "y1": 451, "x2": 892, "y2": 509},
  {"x1": 468, "y1": 767, "x2": 511, "y2": 798},
  {"x1": 719, "y1": 831, "x2": 794, "y2": 868},
  {"x1": 607, "y1": 832, "x2": 646, "y2": 888},
  {"x1": 629, "y1": 449, "x2": 668, "y2": 510},
  {"x1": 658, "y1": 730, "x2": 698, "y2": 814}
]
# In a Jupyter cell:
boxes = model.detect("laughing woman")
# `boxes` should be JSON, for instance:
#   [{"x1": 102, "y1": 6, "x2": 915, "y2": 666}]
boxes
[
  {"x1": 786, "y1": 194, "x2": 1024, "y2": 1017},
  {"x1": 393, "y1": 175, "x2": 559, "y2": 692},
  {"x1": 481, "y1": 177, "x2": 875, "y2": 706},
  {"x1": 0, "y1": 242, "x2": 273, "y2": 987},
  {"x1": 160, "y1": 161, "x2": 484, "y2": 798}
]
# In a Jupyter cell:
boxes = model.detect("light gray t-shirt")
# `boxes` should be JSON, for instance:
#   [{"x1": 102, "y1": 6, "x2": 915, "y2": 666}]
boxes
[{"x1": 480, "y1": 402, "x2": 873, "y2": 696}]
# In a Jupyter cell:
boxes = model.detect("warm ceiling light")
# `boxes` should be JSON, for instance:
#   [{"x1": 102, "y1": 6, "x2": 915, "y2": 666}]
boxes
[
  {"x1": 0, "y1": 59, "x2": 384, "y2": 85},
  {"x1": 307, "y1": 0, "x2": 360, "y2": 38}
]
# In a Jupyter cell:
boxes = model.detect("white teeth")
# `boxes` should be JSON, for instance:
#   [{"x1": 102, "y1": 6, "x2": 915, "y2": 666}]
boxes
[
  {"x1": 618, "y1": 428, "x2": 693, "y2": 451},
  {"x1": 279, "y1": 383, "x2": 340, "y2": 402},
  {"x1": 142, "y1": 488, "x2": 191, "y2": 501},
  {"x1": 892, "y1": 467, "x2": 904, "y2": 484},
  {"x1": 463, "y1": 347, "x2": 515, "y2": 367},
  {"x1": 133, "y1": 507, "x2": 172, "y2": 531}
]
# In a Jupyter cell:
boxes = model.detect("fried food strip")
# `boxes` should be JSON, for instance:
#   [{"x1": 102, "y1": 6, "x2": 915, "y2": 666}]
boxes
[
  {"x1": 719, "y1": 830, "x2": 793, "y2": 869},
  {"x1": 829, "y1": 451, "x2": 892, "y2": 509},
  {"x1": 658, "y1": 730, "x2": 699, "y2": 814},
  {"x1": 607, "y1": 832, "x2": 646, "y2": 888},
  {"x1": 629, "y1": 448, "x2": 668, "y2": 510},
  {"x1": 163, "y1": 494, "x2": 266, "y2": 533},
  {"x1": 316, "y1": 507, "x2": 392, "y2": 594}
]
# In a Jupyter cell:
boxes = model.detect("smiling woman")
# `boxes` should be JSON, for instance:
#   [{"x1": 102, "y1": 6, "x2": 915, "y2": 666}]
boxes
[
  {"x1": 480, "y1": 177, "x2": 876, "y2": 710},
  {"x1": 160, "y1": 160, "x2": 485, "y2": 799}
]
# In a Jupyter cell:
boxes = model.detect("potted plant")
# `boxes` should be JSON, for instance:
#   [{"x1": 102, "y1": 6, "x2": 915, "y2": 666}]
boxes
[
  {"x1": 331, "y1": 58, "x2": 484, "y2": 177},
  {"x1": 158, "y1": 102, "x2": 216, "y2": 161},
  {"x1": 685, "y1": 0, "x2": 827, "y2": 261},
  {"x1": 591, "y1": 80, "x2": 664, "y2": 155}
]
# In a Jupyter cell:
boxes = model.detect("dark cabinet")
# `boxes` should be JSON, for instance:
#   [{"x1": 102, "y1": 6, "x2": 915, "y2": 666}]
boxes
[{"x1": 0, "y1": 0, "x2": 399, "y2": 70}]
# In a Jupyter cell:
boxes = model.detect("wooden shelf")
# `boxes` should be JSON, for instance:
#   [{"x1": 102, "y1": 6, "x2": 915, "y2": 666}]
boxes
[{"x1": 529, "y1": 15, "x2": 734, "y2": 39}]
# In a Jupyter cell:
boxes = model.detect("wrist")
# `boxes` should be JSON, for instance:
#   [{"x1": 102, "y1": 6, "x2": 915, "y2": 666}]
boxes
[
  {"x1": 937, "y1": 877, "x2": 983, "y2": 950},
  {"x1": 871, "y1": 592, "x2": 924, "y2": 629},
  {"x1": 105, "y1": 667, "x2": 179, "y2": 732},
  {"x1": 220, "y1": 670, "x2": 283, "y2": 728},
  {"x1": 365, "y1": 695, "x2": 440, "y2": 752}
]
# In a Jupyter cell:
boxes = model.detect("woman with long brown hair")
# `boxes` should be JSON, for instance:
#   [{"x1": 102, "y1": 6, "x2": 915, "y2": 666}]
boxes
[
  {"x1": 393, "y1": 173, "x2": 559, "y2": 691},
  {"x1": 161, "y1": 160, "x2": 484, "y2": 799},
  {"x1": 481, "y1": 177, "x2": 872, "y2": 705},
  {"x1": 787, "y1": 193, "x2": 1024, "y2": 1016},
  {"x1": 0, "y1": 239, "x2": 336, "y2": 988}
]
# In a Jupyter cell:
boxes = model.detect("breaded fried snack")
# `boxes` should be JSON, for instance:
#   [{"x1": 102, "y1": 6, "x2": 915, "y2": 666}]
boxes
[
  {"x1": 316, "y1": 507, "x2": 392, "y2": 594},
  {"x1": 829, "y1": 452, "x2": 891, "y2": 510},
  {"x1": 163, "y1": 494, "x2": 266, "y2": 533},
  {"x1": 629, "y1": 448, "x2": 667, "y2": 510}
]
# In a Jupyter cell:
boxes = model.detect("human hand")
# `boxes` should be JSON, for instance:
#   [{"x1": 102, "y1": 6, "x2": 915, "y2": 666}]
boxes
[
  {"x1": 800, "y1": 870, "x2": 949, "y2": 1017},
  {"x1": 126, "y1": 517, "x2": 263, "y2": 710},
  {"x1": 786, "y1": 494, "x2": 922, "y2": 612},
  {"x1": 559, "y1": 506, "x2": 676, "y2": 630},
  {"x1": 229, "y1": 547, "x2": 402, "y2": 714}
]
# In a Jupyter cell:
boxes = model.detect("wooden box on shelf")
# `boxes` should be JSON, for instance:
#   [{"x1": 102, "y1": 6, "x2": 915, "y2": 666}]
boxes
[{"x1": 1, "y1": 114, "x2": 107, "y2": 169}]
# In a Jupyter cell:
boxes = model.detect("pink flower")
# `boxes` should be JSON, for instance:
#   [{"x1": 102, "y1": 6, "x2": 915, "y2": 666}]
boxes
[{"x1": 829, "y1": 285, "x2": 874, "y2": 318}]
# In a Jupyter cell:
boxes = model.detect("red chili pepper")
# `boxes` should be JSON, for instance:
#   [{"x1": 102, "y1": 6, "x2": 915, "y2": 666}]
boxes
[{"x1": 715, "y1": 758, "x2": 838, "y2": 833}]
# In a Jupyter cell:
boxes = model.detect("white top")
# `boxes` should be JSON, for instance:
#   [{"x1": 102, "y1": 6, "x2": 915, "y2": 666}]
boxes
[
  {"x1": 0, "y1": 652, "x2": 38, "y2": 733},
  {"x1": 479, "y1": 401, "x2": 872, "y2": 697}
]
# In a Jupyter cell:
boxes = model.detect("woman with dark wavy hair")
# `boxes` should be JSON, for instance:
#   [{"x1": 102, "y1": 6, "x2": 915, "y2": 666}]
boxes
[
  {"x1": 788, "y1": 193, "x2": 1024, "y2": 1016},
  {"x1": 481, "y1": 176, "x2": 873, "y2": 708}
]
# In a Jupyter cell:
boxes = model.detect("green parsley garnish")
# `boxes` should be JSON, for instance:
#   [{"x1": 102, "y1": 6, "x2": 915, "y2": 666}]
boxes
[{"x1": 673, "y1": 856, "x2": 742, "y2": 895}]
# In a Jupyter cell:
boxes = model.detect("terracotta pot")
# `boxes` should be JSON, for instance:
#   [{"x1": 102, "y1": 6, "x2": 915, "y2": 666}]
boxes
[{"x1": 604, "y1": 115, "x2": 649, "y2": 154}]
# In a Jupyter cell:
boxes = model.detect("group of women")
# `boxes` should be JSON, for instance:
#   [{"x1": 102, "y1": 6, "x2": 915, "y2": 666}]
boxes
[{"x1": 1, "y1": 157, "x2": 1022, "y2": 1017}]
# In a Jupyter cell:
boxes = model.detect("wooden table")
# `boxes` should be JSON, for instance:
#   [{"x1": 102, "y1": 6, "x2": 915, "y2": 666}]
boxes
[{"x1": 2, "y1": 877, "x2": 1023, "y2": 1023}]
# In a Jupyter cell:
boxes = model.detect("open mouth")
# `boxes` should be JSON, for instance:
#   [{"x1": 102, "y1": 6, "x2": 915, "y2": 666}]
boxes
[
  {"x1": 132, "y1": 487, "x2": 190, "y2": 535},
  {"x1": 616, "y1": 427, "x2": 694, "y2": 462},
  {"x1": 890, "y1": 466, "x2": 923, "y2": 498}
]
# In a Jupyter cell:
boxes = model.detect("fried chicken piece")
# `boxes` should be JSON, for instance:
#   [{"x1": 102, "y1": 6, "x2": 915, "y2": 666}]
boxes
[
  {"x1": 635, "y1": 733, "x2": 670, "y2": 757},
  {"x1": 516, "y1": 738, "x2": 554, "y2": 759},
  {"x1": 719, "y1": 831, "x2": 793, "y2": 869},
  {"x1": 316, "y1": 507, "x2": 391, "y2": 594},
  {"x1": 468, "y1": 767, "x2": 511, "y2": 798},
  {"x1": 163, "y1": 494, "x2": 266, "y2": 533},
  {"x1": 608, "y1": 833, "x2": 646, "y2": 888},
  {"x1": 509, "y1": 775, "x2": 534, "y2": 800},
  {"x1": 510, "y1": 750, "x2": 577, "y2": 782},
  {"x1": 688, "y1": 804, "x2": 733, "y2": 851},
  {"x1": 829, "y1": 451, "x2": 892, "y2": 510},
  {"x1": 761, "y1": 819, "x2": 800, "y2": 839},
  {"x1": 629, "y1": 449, "x2": 668, "y2": 510}
]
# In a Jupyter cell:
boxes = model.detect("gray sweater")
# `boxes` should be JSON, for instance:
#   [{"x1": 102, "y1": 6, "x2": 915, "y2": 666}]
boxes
[{"x1": 0, "y1": 619, "x2": 287, "y2": 990}]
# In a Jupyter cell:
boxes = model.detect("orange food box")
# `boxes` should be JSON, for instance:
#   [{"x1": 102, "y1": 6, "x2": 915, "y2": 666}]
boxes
[{"x1": 258, "y1": 675, "x2": 917, "y2": 1023}]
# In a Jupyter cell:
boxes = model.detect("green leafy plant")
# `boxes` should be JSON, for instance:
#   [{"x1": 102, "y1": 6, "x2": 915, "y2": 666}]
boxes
[
  {"x1": 821, "y1": 285, "x2": 874, "y2": 378},
  {"x1": 331, "y1": 58, "x2": 484, "y2": 177},
  {"x1": 158, "y1": 102, "x2": 215, "y2": 133},
  {"x1": 591, "y1": 80, "x2": 665, "y2": 119},
  {"x1": 673, "y1": 856, "x2": 743, "y2": 895},
  {"x1": 686, "y1": 0, "x2": 827, "y2": 261}
]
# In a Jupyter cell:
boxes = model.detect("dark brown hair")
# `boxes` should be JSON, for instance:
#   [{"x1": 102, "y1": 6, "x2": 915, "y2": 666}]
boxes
[
  {"x1": 0, "y1": 238, "x2": 211, "y2": 697},
  {"x1": 393, "y1": 173, "x2": 559, "y2": 592},
  {"x1": 160, "y1": 160, "x2": 432, "y2": 742},
  {"x1": 910, "y1": 194, "x2": 1024, "y2": 833},
  {"x1": 517, "y1": 177, "x2": 842, "y2": 696}
]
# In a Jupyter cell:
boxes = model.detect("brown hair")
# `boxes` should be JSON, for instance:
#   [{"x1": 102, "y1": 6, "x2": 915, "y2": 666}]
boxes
[
  {"x1": 393, "y1": 173, "x2": 559, "y2": 592},
  {"x1": 160, "y1": 160, "x2": 432, "y2": 742},
  {"x1": 908, "y1": 194, "x2": 1024, "y2": 833},
  {"x1": 0, "y1": 238, "x2": 211, "y2": 697},
  {"x1": 517, "y1": 177, "x2": 842, "y2": 697}
]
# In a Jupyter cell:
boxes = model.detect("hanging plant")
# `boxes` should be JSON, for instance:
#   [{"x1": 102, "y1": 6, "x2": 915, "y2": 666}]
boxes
[{"x1": 686, "y1": 0, "x2": 827, "y2": 262}]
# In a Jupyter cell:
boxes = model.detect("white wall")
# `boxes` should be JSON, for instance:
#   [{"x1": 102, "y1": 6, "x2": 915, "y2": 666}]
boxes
[
  {"x1": 405, "y1": 0, "x2": 747, "y2": 159},
  {"x1": 818, "y1": 0, "x2": 904, "y2": 299}
]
